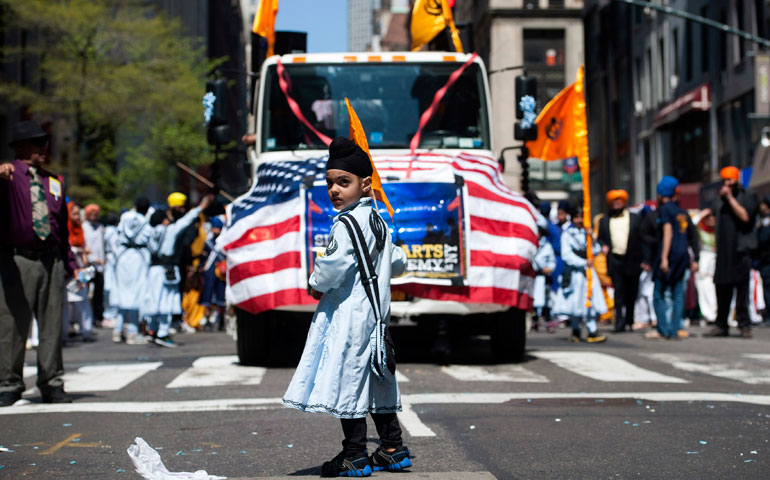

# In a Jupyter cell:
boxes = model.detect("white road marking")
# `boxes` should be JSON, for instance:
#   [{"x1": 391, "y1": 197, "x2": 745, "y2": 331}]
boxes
[
  {"x1": 396, "y1": 371, "x2": 410, "y2": 383},
  {"x1": 3, "y1": 392, "x2": 770, "y2": 417},
  {"x1": 166, "y1": 355, "x2": 266, "y2": 388},
  {"x1": 533, "y1": 351, "x2": 688, "y2": 383},
  {"x1": 398, "y1": 404, "x2": 436, "y2": 437},
  {"x1": 744, "y1": 354, "x2": 770, "y2": 362},
  {"x1": 441, "y1": 365, "x2": 548, "y2": 383},
  {"x1": 24, "y1": 362, "x2": 162, "y2": 395},
  {"x1": 648, "y1": 353, "x2": 770, "y2": 385}
]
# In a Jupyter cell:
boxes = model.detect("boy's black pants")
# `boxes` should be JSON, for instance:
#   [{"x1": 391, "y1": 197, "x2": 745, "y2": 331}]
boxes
[{"x1": 341, "y1": 413, "x2": 403, "y2": 456}]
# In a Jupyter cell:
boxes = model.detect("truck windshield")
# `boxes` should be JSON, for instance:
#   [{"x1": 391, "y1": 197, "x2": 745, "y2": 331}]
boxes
[{"x1": 260, "y1": 62, "x2": 490, "y2": 152}]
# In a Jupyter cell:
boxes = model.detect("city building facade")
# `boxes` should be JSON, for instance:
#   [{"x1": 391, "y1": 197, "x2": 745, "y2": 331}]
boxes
[
  {"x1": 458, "y1": 0, "x2": 585, "y2": 197},
  {"x1": 584, "y1": 0, "x2": 769, "y2": 207}
]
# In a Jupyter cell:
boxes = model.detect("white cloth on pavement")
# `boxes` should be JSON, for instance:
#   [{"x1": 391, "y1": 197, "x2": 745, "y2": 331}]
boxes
[{"x1": 127, "y1": 437, "x2": 226, "y2": 480}]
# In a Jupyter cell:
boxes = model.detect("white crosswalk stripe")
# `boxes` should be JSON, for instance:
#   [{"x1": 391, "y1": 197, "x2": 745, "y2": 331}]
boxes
[
  {"x1": 23, "y1": 362, "x2": 162, "y2": 394},
  {"x1": 646, "y1": 353, "x2": 770, "y2": 385},
  {"x1": 532, "y1": 351, "x2": 689, "y2": 383},
  {"x1": 166, "y1": 355, "x2": 266, "y2": 388},
  {"x1": 25, "y1": 350, "x2": 770, "y2": 394},
  {"x1": 441, "y1": 365, "x2": 548, "y2": 382}
]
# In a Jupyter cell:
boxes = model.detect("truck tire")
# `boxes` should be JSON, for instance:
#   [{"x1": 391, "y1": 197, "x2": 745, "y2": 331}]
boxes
[
  {"x1": 236, "y1": 307, "x2": 270, "y2": 366},
  {"x1": 491, "y1": 308, "x2": 526, "y2": 363}
]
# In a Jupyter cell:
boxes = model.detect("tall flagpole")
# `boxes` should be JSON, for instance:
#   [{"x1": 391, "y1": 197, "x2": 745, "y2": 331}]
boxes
[{"x1": 573, "y1": 66, "x2": 593, "y2": 308}]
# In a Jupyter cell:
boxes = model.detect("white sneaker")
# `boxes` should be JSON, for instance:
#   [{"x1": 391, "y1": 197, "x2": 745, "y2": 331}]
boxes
[
  {"x1": 112, "y1": 330, "x2": 123, "y2": 343},
  {"x1": 180, "y1": 322, "x2": 197, "y2": 334},
  {"x1": 126, "y1": 333, "x2": 148, "y2": 345}
]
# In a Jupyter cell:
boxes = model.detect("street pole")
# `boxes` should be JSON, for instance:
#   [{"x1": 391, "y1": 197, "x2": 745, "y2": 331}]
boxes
[
  {"x1": 613, "y1": 0, "x2": 770, "y2": 49},
  {"x1": 615, "y1": 0, "x2": 770, "y2": 180}
]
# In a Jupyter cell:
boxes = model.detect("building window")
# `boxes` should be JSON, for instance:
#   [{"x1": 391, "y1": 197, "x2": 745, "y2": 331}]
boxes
[
  {"x1": 701, "y1": 6, "x2": 710, "y2": 73},
  {"x1": 685, "y1": 20, "x2": 693, "y2": 81},
  {"x1": 672, "y1": 28, "x2": 679, "y2": 86},
  {"x1": 634, "y1": 57, "x2": 642, "y2": 108},
  {"x1": 658, "y1": 36, "x2": 666, "y2": 102},
  {"x1": 737, "y1": 0, "x2": 746, "y2": 60},
  {"x1": 646, "y1": 47, "x2": 653, "y2": 107},
  {"x1": 522, "y1": 29, "x2": 566, "y2": 110},
  {"x1": 719, "y1": 8, "x2": 728, "y2": 71}
]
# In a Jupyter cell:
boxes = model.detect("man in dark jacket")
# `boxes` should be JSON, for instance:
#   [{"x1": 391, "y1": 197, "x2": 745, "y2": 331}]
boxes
[
  {"x1": 757, "y1": 195, "x2": 770, "y2": 327},
  {"x1": 598, "y1": 189, "x2": 643, "y2": 332},
  {"x1": 703, "y1": 166, "x2": 759, "y2": 338}
]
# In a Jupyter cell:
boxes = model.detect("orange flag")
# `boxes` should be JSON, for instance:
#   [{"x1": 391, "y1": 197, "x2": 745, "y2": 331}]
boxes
[
  {"x1": 526, "y1": 66, "x2": 594, "y2": 307},
  {"x1": 345, "y1": 97, "x2": 394, "y2": 219},
  {"x1": 410, "y1": 0, "x2": 463, "y2": 53},
  {"x1": 252, "y1": 0, "x2": 279, "y2": 57}
]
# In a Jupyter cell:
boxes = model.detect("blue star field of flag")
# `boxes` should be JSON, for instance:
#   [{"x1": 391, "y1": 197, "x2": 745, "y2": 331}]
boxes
[{"x1": 230, "y1": 156, "x2": 328, "y2": 224}]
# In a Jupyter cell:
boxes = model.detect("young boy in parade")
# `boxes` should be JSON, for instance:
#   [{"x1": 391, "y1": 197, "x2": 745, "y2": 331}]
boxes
[
  {"x1": 282, "y1": 137, "x2": 411, "y2": 477},
  {"x1": 532, "y1": 219, "x2": 556, "y2": 332},
  {"x1": 553, "y1": 203, "x2": 608, "y2": 343},
  {"x1": 141, "y1": 194, "x2": 213, "y2": 347}
]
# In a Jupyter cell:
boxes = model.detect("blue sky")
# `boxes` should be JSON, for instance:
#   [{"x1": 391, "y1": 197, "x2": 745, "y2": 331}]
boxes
[{"x1": 275, "y1": 0, "x2": 347, "y2": 53}]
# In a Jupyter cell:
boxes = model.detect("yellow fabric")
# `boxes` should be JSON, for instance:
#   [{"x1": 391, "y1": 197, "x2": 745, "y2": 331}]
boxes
[
  {"x1": 410, "y1": 0, "x2": 463, "y2": 52},
  {"x1": 167, "y1": 192, "x2": 187, "y2": 208},
  {"x1": 252, "y1": 0, "x2": 279, "y2": 57},
  {"x1": 182, "y1": 289, "x2": 205, "y2": 328},
  {"x1": 528, "y1": 66, "x2": 593, "y2": 306},
  {"x1": 190, "y1": 214, "x2": 207, "y2": 259},
  {"x1": 345, "y1": 97, "x2": 394, "y2": 219},
  {"x1": 609, "y1": 209, "x2": 630, "y2": 256}
]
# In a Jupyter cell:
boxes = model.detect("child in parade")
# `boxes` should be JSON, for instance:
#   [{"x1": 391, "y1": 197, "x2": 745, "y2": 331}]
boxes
[
  {"x1": 140, "y1": 194, "x2": 213, "y2": 347},
  {"x1": 532, "y1": 221, "x2": 556, "y2": 332},
  {"x1": 282, "y1": 137, "x2": 410, "y2": 477},
  {"x1": 553, "y1": 203, "x2": 608, "y2": 343}
]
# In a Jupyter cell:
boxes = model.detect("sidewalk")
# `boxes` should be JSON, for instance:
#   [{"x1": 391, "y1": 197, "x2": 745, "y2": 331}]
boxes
[{"x1": 230, "y1": 473, "x2": 497, "y2": 479}]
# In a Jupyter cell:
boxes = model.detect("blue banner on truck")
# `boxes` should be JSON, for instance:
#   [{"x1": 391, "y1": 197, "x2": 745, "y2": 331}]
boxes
[{"x1": 305, "y1": 181, "x2": 468, "y2": 286}]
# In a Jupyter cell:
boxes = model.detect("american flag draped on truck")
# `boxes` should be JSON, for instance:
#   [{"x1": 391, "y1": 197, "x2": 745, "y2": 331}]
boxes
[{"x1": 216, "y1": 151, "x2": 539, "y2": 315}]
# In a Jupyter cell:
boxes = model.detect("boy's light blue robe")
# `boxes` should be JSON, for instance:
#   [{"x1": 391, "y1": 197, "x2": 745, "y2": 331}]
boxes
[
  {"x1": 552, "y1": 225, "x2": 607, "y2": 318},
  {"x1": 140, "y1": 207, "x2": 202, "y2": 317},
  {"x1": 282, "y1": 198, "x2": 406, "y2": 419},
  {"x1": 532, "y1": 237, "x2": 556, "y2": 310},
  {"x1": 113, "y1": 210, "x2": 152, "y2": 310}
]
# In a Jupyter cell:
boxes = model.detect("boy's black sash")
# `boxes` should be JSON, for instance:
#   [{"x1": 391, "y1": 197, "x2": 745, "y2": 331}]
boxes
[{"x1": 339, "y1": 213, "x2": 389, "y2": 379}]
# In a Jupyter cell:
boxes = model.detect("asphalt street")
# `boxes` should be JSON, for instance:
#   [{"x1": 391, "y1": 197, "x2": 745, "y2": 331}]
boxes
[{"x1": 1, "y1": 322, "x2": 769, "y2": 479}]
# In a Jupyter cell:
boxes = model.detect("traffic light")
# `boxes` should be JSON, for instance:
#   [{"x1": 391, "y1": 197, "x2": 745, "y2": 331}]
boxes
[
  {"x1": 204, "y1": 78, "x2": 230, "y2": 145},
  {"x1": 514, "y1": 75, "x2": 538, "y2": 142}
]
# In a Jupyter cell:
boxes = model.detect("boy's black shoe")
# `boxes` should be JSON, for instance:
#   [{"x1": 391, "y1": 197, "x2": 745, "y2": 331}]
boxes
[
  {"x1": 41, "y1": 387, "x2": 72, "y2": 404},
  {"x1": 320, "y1": 451, "x2": 372, "y2": 477},
  {"x1": 369, "y1": 445, "x2": 412, "y2": 472},
  {"x1": 0, "y1": 391, "x2": 21, "y2": 407}
]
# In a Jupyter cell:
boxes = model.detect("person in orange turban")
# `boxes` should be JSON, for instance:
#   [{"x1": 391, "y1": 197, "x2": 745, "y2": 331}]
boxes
[
  {"x1": 719, "y1": 166, "x2": 740, "y2": 181},
  {"x1": 606, "y1": 189, "x2": 629, "y2": 207},
  {"x1": 703, "y1": 165, "x2": 760, "y2": 338},
  {"x1": 598, "y1": 188, "x2": 643, "y2": 332}
]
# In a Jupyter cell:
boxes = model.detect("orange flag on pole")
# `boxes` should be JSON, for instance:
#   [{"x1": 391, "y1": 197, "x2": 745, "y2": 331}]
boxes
[
  {"x1": 345, "y1": 98, "x2": 394, "y2": 219},
  {"x1": 410, "y1": 0, "x2": 463, "y2": 53},
  {"x1": 526, "y1": 66, "x2": 594, "y2": 307},
  {"x1": 252, "y1": 0, "x2": 279, "y2": 57}
]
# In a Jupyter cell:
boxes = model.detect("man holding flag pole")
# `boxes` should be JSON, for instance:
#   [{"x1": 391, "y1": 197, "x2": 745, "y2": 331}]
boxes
[{"x1": 527, "y1": 66, "x2": 608, "y2": 343}]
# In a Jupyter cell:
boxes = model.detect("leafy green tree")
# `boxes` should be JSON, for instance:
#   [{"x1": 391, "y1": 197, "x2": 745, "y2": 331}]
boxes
[{"x1": 0, "y1": 0, "x2": 221, "y2": 211}]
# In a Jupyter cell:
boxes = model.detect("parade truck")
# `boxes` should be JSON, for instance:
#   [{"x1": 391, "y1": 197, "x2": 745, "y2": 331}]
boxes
[{"x1": 219, "y1": 51, "x2": 538, "y2": 365}]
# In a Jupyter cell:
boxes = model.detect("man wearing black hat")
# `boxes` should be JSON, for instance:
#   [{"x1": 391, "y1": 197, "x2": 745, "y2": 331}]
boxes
[
  {"x1": 0, "y1": 120, "x2": 78, "y2": 406},
  {"x1": 757, "y1": 196, "x2": 770, "y2": 327}
]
